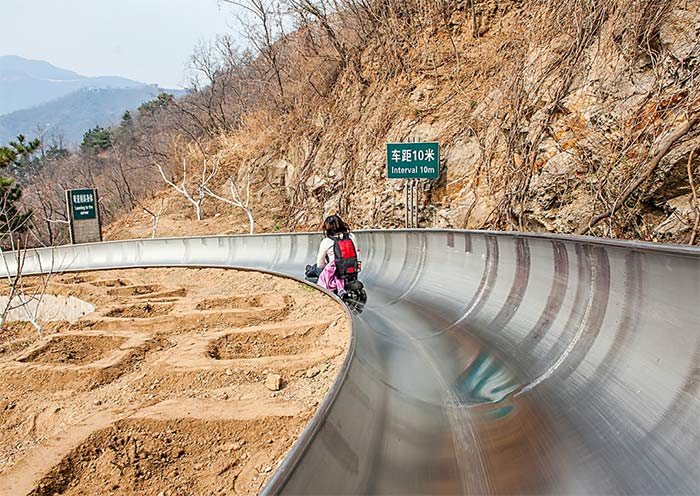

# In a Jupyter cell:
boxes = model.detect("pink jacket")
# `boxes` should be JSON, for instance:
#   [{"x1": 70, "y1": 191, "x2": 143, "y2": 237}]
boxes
[{"x1": 318, "y1": 260, "x2": 345, "y2": 293}]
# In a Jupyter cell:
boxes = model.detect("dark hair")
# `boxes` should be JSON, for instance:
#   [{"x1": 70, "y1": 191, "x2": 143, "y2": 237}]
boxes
[{"x1": 323, "y1": 214, "x2": 349, "y2": 237}]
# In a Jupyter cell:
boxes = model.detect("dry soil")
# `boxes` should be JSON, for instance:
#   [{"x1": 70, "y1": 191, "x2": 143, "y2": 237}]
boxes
[{"x1": 0, "y1": 267, "x2": 349, "y2": 496}]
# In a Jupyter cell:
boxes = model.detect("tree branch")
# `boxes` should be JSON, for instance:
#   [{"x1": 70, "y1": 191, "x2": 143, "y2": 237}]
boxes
[{"x1": 579, "y1": 115, "x2": 700, "y2": 235}]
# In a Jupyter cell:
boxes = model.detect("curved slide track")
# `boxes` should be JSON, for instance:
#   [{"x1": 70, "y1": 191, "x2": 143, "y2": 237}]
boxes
[{"x1": 5, "y1": 230, "x2": 699, "y2": 495}]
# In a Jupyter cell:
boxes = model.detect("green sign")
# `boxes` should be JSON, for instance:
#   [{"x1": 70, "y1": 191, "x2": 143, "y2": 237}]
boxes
[
  {"x1": 387, "y1": 142, "x2": 439, "y2": 179},
  {"x1": 69, "y1": 189, "x2": 97, "y2": 220}
]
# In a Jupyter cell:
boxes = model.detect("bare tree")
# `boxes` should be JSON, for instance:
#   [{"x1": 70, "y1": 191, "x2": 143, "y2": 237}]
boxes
[
  {"x1": 187, "y1": 36, "x2": 251, "y2": 132},
  {"x1": 287, "y1": 0, "x2": 366, "y2": 85},
  {"x1": 204, "y1": 171, "x2": 255, "y2": 234},
  {"x1": 0, "y1": 240, "x2": 54, "y2": 337},
  {"x1": 141, "y1": 198, "x2": 167, "y2": 238},
  {"x1": 223, "y1": 0, "x2": 288, "y2": 103},
  {"x1": 156, "y1": 156, "x2": 219, "y2": 221},
  {"x1": 0, "y1": 190, "x2": 54, "y2": 337},
  {"x1": 25, "y1": 178, "x2": 70, "y2": 246}
]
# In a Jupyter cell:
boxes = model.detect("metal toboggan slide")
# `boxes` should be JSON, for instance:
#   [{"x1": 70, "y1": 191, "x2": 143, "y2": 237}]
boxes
[{"x1": 5, "y1": 230, "x2": 699, "y2": 495}]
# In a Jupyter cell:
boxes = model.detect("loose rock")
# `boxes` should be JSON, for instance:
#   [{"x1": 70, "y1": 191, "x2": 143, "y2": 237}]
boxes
[
  {"x1": 305, "y1": 367, "x2": 320, "y2": 378},
  {"x1": 265, "y1": 373, "x2": 282, "y2": 391}
]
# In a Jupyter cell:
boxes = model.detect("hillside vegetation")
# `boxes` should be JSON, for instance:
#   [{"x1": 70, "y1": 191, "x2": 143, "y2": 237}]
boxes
[
  {"x1": 15, "y1": 0, "x2": 700, "y2": 245},
  {"x1": 0, "y1": 86, "x2": 185, "y2": 144}
]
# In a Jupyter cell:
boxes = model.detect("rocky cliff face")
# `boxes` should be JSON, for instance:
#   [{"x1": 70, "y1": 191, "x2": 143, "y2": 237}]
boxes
[{"x1": 227, "y1": 0, "x2": 699, "y2": 243}]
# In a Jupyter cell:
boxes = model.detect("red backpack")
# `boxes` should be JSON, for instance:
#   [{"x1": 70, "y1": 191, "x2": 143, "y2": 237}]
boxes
[{"x1": 332, "y1": 233, "x2": 360, "y2": 280}]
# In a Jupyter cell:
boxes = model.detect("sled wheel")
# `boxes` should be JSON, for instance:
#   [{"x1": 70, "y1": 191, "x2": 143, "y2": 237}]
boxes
[{"x1": 342, "y1": 289, "x2": 367, "y2": 314}]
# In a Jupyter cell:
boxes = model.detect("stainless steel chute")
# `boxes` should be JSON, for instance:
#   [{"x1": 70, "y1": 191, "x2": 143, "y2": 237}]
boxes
[{"x1": 5, "y1": 230, "x2": 699, "y2": 495}]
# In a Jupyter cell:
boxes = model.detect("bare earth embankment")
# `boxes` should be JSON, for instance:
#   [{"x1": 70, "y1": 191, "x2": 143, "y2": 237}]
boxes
[{"x1": 0, "y1": 267, "x2": 349, "y2": 495}]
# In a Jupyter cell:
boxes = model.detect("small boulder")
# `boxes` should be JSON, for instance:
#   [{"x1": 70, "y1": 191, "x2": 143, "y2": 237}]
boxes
[
  {"x1": 305, "y1": 367, "x2": 320, "y2": 378},
  {"x1": 265, "y1": 373, "x2": 282, "y2": 391}
]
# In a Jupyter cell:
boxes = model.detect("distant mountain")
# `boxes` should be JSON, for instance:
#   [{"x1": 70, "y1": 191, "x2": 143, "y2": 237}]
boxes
[
  {"x1": 0, "y1": 86, "x2": 186, "y2": 145},
  {"x1": 0, "y1": 55, "x2": 146, "y2": 115}
]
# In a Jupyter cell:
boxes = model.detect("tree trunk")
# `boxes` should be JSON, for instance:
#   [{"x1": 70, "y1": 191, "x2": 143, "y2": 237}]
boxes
[{"x1": 246, "y1": 208, "x2": 255, "y2": 234}]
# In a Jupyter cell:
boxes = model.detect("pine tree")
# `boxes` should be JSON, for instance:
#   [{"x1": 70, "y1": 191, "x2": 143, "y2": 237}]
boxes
[
  {"x1": 120, "y1": 110, "x2": 133, "y2": 128},
  {"x1": 0, "y1": 136, "x2": 38, "y2": 235},
  {"x1": 80, "y1": 126, "x2": 113, "y2": 153},
  {"x1": 137, "y1": 93, "x2": 174, "y2": 116},
  {"x1": 0, "y1": 135, "x2": 40, "y2": 168}
]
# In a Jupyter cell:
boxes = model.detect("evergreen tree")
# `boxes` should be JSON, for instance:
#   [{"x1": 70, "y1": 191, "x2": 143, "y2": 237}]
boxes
[
  {"x1": 138, "y1": 92, "x2": 174, "y2": 116},
  {"x1": 0, "y1": 176, "x2": 30, "y2": 235},
  {"x1": 0, "y1": 135, "x2": 40, "y2": 168},
  {"x1": 0, "y1": 136, "x2": 38, "y2": 235},
  {"x1": 120, "y1": 110, "x2": 133, "y2": 127},
  {"x1": 45, "y1": 145, "x2": 69, "y2": 161},
  {"x1": 80, "y1": 126, "x2": 113, "y2": 153}
]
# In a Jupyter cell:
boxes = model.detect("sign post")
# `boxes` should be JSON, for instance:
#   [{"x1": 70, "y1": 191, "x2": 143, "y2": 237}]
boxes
[
  {"x1": 387, "y1": 142, "x2": 439, "y2": 228},
  {"x1": 66, "y1": 188, "x2": 102, "y2": 244}
]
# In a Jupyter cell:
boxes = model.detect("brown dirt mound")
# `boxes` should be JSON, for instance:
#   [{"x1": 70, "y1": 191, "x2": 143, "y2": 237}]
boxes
[
  {"x1": 19, "y1": 335, "x2": 127, "y2": 365},
  {"x1": 208, "y1": 323, "x2": 329, "y2": 359},
  {"x1": 62, "y1": 274, "x2": 93, "y2": 285},
  {"x1": 90, "y1": 279, "x2": 130, "y2": 288},
  {"x1": 134, "y1": 288, "x2": 188, "y2": 300},
  {"x1": 0, "y1": 337, "x2": 34, "y2": 359},
  {"x1": 0, "y1": 321, "x2": 41, "y2": 359},
  {"x1": 3, "y1": 335, "x2": 171, "y2": 395},
  {"x1": 30, "y1": 416, "x2": 310, "y2": 496},
  {"x1": 105, "y1": 303, "x2": 174, "y2": 318},
  {"x1": 107, "y1": 285, "x2": 164, "y2": 297},
  {"x1": 196, "y1": 293, "x2": 284, "y2": 310}
]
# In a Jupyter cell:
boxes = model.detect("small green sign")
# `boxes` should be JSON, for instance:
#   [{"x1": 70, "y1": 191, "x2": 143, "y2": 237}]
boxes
[
  {"x1": 69, "y1": 189, "x2": 97, "y2": 220},
  {"x1": 387, "y1": 142, "x2": 439, "y2": 179}
]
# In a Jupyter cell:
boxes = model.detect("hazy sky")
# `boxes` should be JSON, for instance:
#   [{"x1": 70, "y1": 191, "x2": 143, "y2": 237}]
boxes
[{"x1": 2, "y1": 0, "x2": 240, "y2": 88}]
